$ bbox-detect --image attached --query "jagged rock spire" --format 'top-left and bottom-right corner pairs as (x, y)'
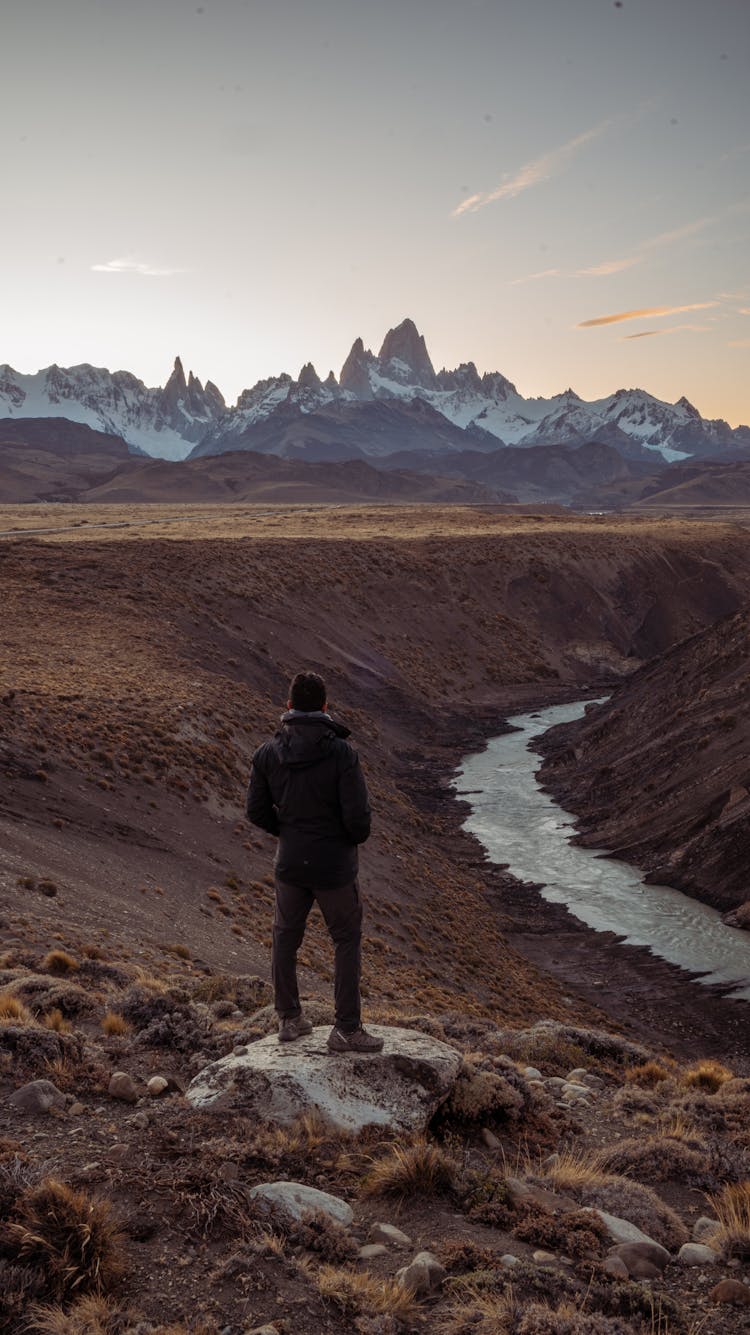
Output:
(378, 318), (436, 388)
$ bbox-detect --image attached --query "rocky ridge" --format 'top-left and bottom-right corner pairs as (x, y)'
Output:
(3, 319), (749, 463)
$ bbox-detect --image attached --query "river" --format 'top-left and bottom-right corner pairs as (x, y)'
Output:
(454, 699), (750, 1002)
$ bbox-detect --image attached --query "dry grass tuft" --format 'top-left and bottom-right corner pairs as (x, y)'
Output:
(28, 1295), (130, 1334)
(624, 1060), (672, 1087)
(534, 1148), (607, 1192)
(316, 1263), (419, 1320)
(4, 1177), (126, 1298)
(42, 1008), (72, 1034)
(42, 950), (79, 977)
(101, 1012), (131, 1037)
(360, 1136), (458, 1200)
(683, 1059), (733, 1093)
(707, 1180), (750, 1258)
(0, 992), (36, 1024)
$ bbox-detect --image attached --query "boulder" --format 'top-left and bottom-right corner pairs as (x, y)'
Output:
(710, 1279), (750, 1305)
(602, 1255), (630, 1280)
(592, 1209), (665, 1248)
(147, 1076), (169, 1098)
(693, 1216), (720, 1243)
(108, 1071), (139, 1104)
(678, 1242), (719, 1266)
(359, 1244), (388, 1260)
(249, 1181), (353, 1228)
(609, 1241), (670, 1279)
(9, 1079), (66, 1114)
(395, 1250), (446, 1297)
(185, 1025), (462, 1133)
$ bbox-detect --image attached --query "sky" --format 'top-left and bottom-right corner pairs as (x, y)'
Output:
(2, 0), (749, 424)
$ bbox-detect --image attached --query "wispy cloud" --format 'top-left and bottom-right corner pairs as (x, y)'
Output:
(509, 267), (562, 286)
(640, 217), (714, 250)
(578, 301), (718, 328)
(729, 338), (750, 348)
(622, 322), (712, 340)
(91, 256), (182, 277)
(577, 255), (639, 277)
(453, 121), (609, 217)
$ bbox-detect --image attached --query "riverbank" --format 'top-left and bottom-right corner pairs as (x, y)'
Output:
(420, 689), (750, 1072)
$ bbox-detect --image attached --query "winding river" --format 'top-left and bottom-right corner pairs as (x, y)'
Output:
(454, 699), (750, 1003)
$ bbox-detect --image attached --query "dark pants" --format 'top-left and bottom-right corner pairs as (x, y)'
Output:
(273, 878), (363, 1032)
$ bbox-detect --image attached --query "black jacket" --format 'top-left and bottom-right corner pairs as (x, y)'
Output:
(246, 711), (371, 889)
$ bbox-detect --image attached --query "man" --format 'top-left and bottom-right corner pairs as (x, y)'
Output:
(246, 670), (383, 1053)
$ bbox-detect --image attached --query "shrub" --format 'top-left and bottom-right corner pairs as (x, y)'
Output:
(316, 1264), (418, 1321)
(41, 951), (79, 977)
(708, 1180), (750, 1258)
(442, 1060), (525, 1127)
(3, 1178), (125, 1299)
(598, 1133), (708, 1184)
(41, 1009), (72, 1034)
(360, 1137), (458, 1200)
(624, 1060), (672, 1087)
(513, 1204), (608, 1259)
(101, 1012), (131, 1037)
(683, 1060), (733, 1093)
(0, 994), (35, 1025)
(533, 1157), (688, 1250)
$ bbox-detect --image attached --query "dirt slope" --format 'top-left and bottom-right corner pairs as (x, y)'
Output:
(537, 607), (750, 913)
(3, 507), (750, 1027)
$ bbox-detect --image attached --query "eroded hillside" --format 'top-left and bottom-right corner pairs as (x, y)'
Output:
(2, 506), (750, 1025)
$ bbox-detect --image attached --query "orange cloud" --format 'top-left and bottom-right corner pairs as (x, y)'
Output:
(577, 302), (718, 328)
(577, 256), (639, 277)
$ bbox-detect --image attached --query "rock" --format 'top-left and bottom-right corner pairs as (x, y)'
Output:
(523, 1066), (543, 1080)
(359, 1243), (388, 1260)
(68, 1101), (86, 1116)
(245, 1327), (282, 1335)
(395, 1250), (446, 1297)
(602, 1255), (630, 1280)
(592, 1209), (665, 1248)
(693, 1216), (720, 1243)
(709, 1279), (750, 1305)
(130, 1110), (149, 1130)
(533, 1250), (559, 1265)
(500, 1253), (520, 1267)
(107, 1143), (130, 1164)
(186, 1025), (462, 1133)
(9, 1079), (66, 1114)
(108, 1071), (138, 1104)
(481, 1127), (501, 1149)
(506, 1176), (578, 1214)
(249, 1181), (353, 1228)
(369, 1222), (412, 1249)
(609, 1241), (670, 1279)
(147, 1076), (169, 1098)
(678, 1242), (719, 1266)
(563, 1082), (592, 1098)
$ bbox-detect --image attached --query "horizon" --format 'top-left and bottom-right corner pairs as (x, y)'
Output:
(3, 0), (749, 425)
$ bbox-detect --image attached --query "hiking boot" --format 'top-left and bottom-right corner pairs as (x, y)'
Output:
(327, 1025), (384, 1053)
(278, 1013), (313, 1042)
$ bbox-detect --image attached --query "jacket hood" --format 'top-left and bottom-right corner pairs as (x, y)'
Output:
(276, 711), (351, 769)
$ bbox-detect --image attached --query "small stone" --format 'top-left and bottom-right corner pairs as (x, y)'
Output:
(369, 1222), (412, 1248)
(523, 1066), (543, 1080)
(147, 1076), (169, 1098)
(245, 1326), (282, 1335)
(68, 1101), (86, 1116)
(567, 1068), (588, 1081)
(593, 1209), (664, 1248)
(395, 1250), (446, 1297)
(107, 1143), (129, 1164)
(678, 1243), (719, 1266)
(709, 1279), (750, 1305)
(359, 1243), (388, 1259)
(693, 1216), (720, 1244)
(9, 1080), (66, 1115)
(533, 1249), (558, 1265)
(481, 1127), (501, 1149)
(130, 1111), (149, 1131)
(603, 1255), (630, 1280)
(108, 1071), (138, 1104)
(500, 1253), (520, 1267)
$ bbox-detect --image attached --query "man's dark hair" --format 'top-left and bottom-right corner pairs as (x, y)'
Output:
(289, 671), (327, 712)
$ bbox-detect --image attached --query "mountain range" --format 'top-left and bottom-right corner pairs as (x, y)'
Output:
(2, 319), (748, 465)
